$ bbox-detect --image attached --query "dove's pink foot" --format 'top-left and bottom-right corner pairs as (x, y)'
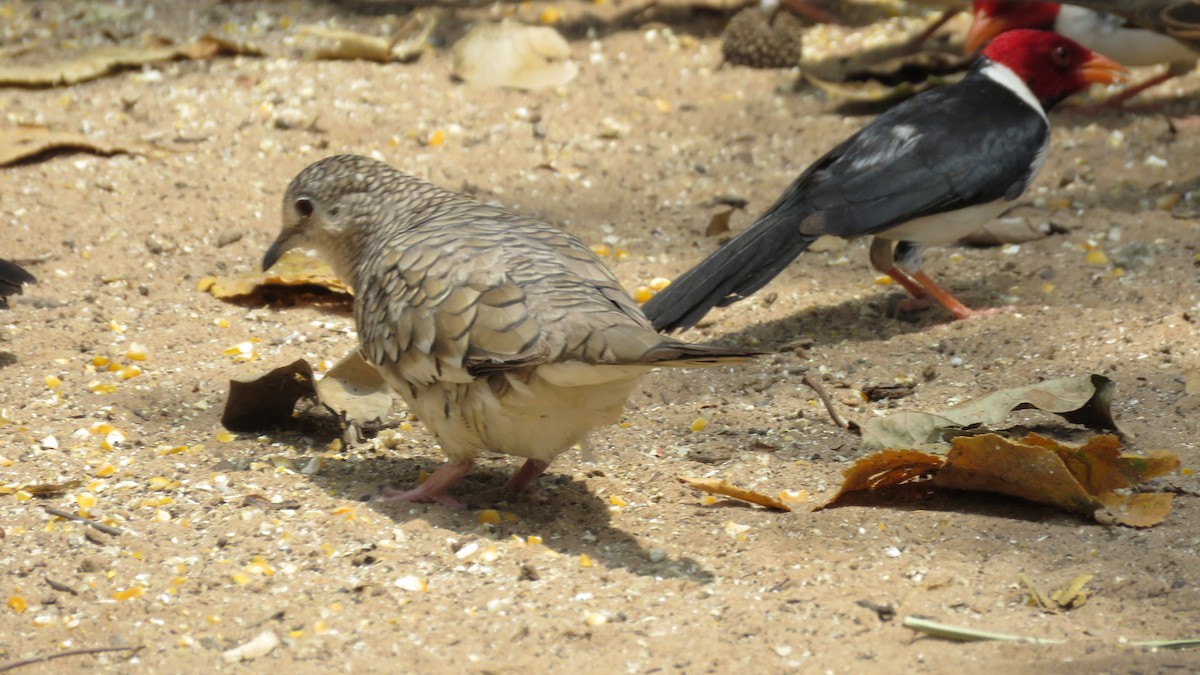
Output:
(382, 460), (473, 510)
(506, 459), (550, 492)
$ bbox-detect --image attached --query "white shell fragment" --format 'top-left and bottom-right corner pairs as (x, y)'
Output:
(452, 21), (578, 91)
(222, 630), (280, 663)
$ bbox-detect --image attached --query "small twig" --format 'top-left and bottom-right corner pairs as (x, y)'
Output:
(801, 375), (848, 429)
(40, 506), (124, 536)
(44, 576), (78, 596)
(902, 616), (1065, 644)
(0, 645), (142, 673)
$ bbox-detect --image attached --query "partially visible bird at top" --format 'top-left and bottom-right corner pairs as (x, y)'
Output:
(1039, 0), (1200, 49)
(0, 259), (35, 307)
(263, 155), (760, 509)
(643, 30), (1126, 333)
(966, 0), (1198, 107)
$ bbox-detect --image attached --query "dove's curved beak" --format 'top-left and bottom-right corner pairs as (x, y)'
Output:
(262, 234), (293, 272)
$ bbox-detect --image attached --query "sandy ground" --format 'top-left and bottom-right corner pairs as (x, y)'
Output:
(2, 0), (1199, 672)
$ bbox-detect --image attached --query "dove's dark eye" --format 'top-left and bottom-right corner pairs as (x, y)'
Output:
(295, 197), (315, 218)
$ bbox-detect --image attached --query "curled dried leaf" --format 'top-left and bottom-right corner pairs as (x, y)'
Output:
(678, 476), (791, 511)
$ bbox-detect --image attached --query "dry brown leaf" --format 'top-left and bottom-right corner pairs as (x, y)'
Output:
(198, 250), (351, 304)
(0, 125), (164, 166)
(934, 434), (1099, 515)
(0, 35), (261, 88)
(222, 352), (392, 433)
(859, 374), (1122, 449)
(802, 51), (970, 104)
(678, 476), (792, 511)
(822, 433), (1177, 526)
(18, 479), (84, 497)
(1094, 492), (1175, 528)
(298, 26), (394, 62)
(935, 433), (1177, 527)
(452, 21), (577, 90)
(1020, 573), (1093, 611)
(1051, 573), (1093, 610)
(314, 351), (392, 425)
(221, 359), (318, 432)
(815, 449), (943, 510)
(298, 12), (435, 63)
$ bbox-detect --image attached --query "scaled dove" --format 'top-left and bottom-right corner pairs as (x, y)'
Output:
(263, 155), (758, 509)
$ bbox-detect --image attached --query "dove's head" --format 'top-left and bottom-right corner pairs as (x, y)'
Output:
(263, 154), (410, 282)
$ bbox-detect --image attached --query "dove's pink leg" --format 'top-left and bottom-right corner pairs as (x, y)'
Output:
(382, 460), (473, 510)
(506, 459), (550, 492)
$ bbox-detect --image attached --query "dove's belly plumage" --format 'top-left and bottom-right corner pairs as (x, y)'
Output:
(380, 364), (647, 464)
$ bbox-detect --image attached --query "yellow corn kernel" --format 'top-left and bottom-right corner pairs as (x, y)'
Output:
(101, 429), (126, 451)
(873, 275), (894, 286)
(539, 6), (561, 24)
(527, 535), (543, 545)
(230, 572), (251, 585)
(427, 129), (445, 147)
(634, 286), (653, 304)
(126, 343), (147, 361)
(216, 431), (235, 443)
(148, 477), (178, 491)
(8, 596), (27, 613)
(75, 492), (97, 509)
(590, 243), (611, 258)
(245, 556), (274, 576)
(44, 375), (61, 389)
(111, 586), (144, 601)
(477, 509), (501, 525)
(119, 366), (142, 380)
(89, 382), (117, 394)
(689, 417), (708, 432)
(609, 495), (627, 507)
(579, 554), (593, 568)
(648, 277), (671, 291)
(1085, 250), (1109, 265)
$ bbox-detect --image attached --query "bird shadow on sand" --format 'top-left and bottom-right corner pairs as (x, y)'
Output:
(263, 413), (717, 583)
(686, 273), (1021, 352)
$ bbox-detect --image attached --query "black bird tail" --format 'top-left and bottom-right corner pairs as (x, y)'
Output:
(0, 258), (35, 301)
(642, 208), (817, 332)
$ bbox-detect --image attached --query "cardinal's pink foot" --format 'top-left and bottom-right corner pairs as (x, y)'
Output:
(382, 460), (473, 510)
(506, 459), (550, 492)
